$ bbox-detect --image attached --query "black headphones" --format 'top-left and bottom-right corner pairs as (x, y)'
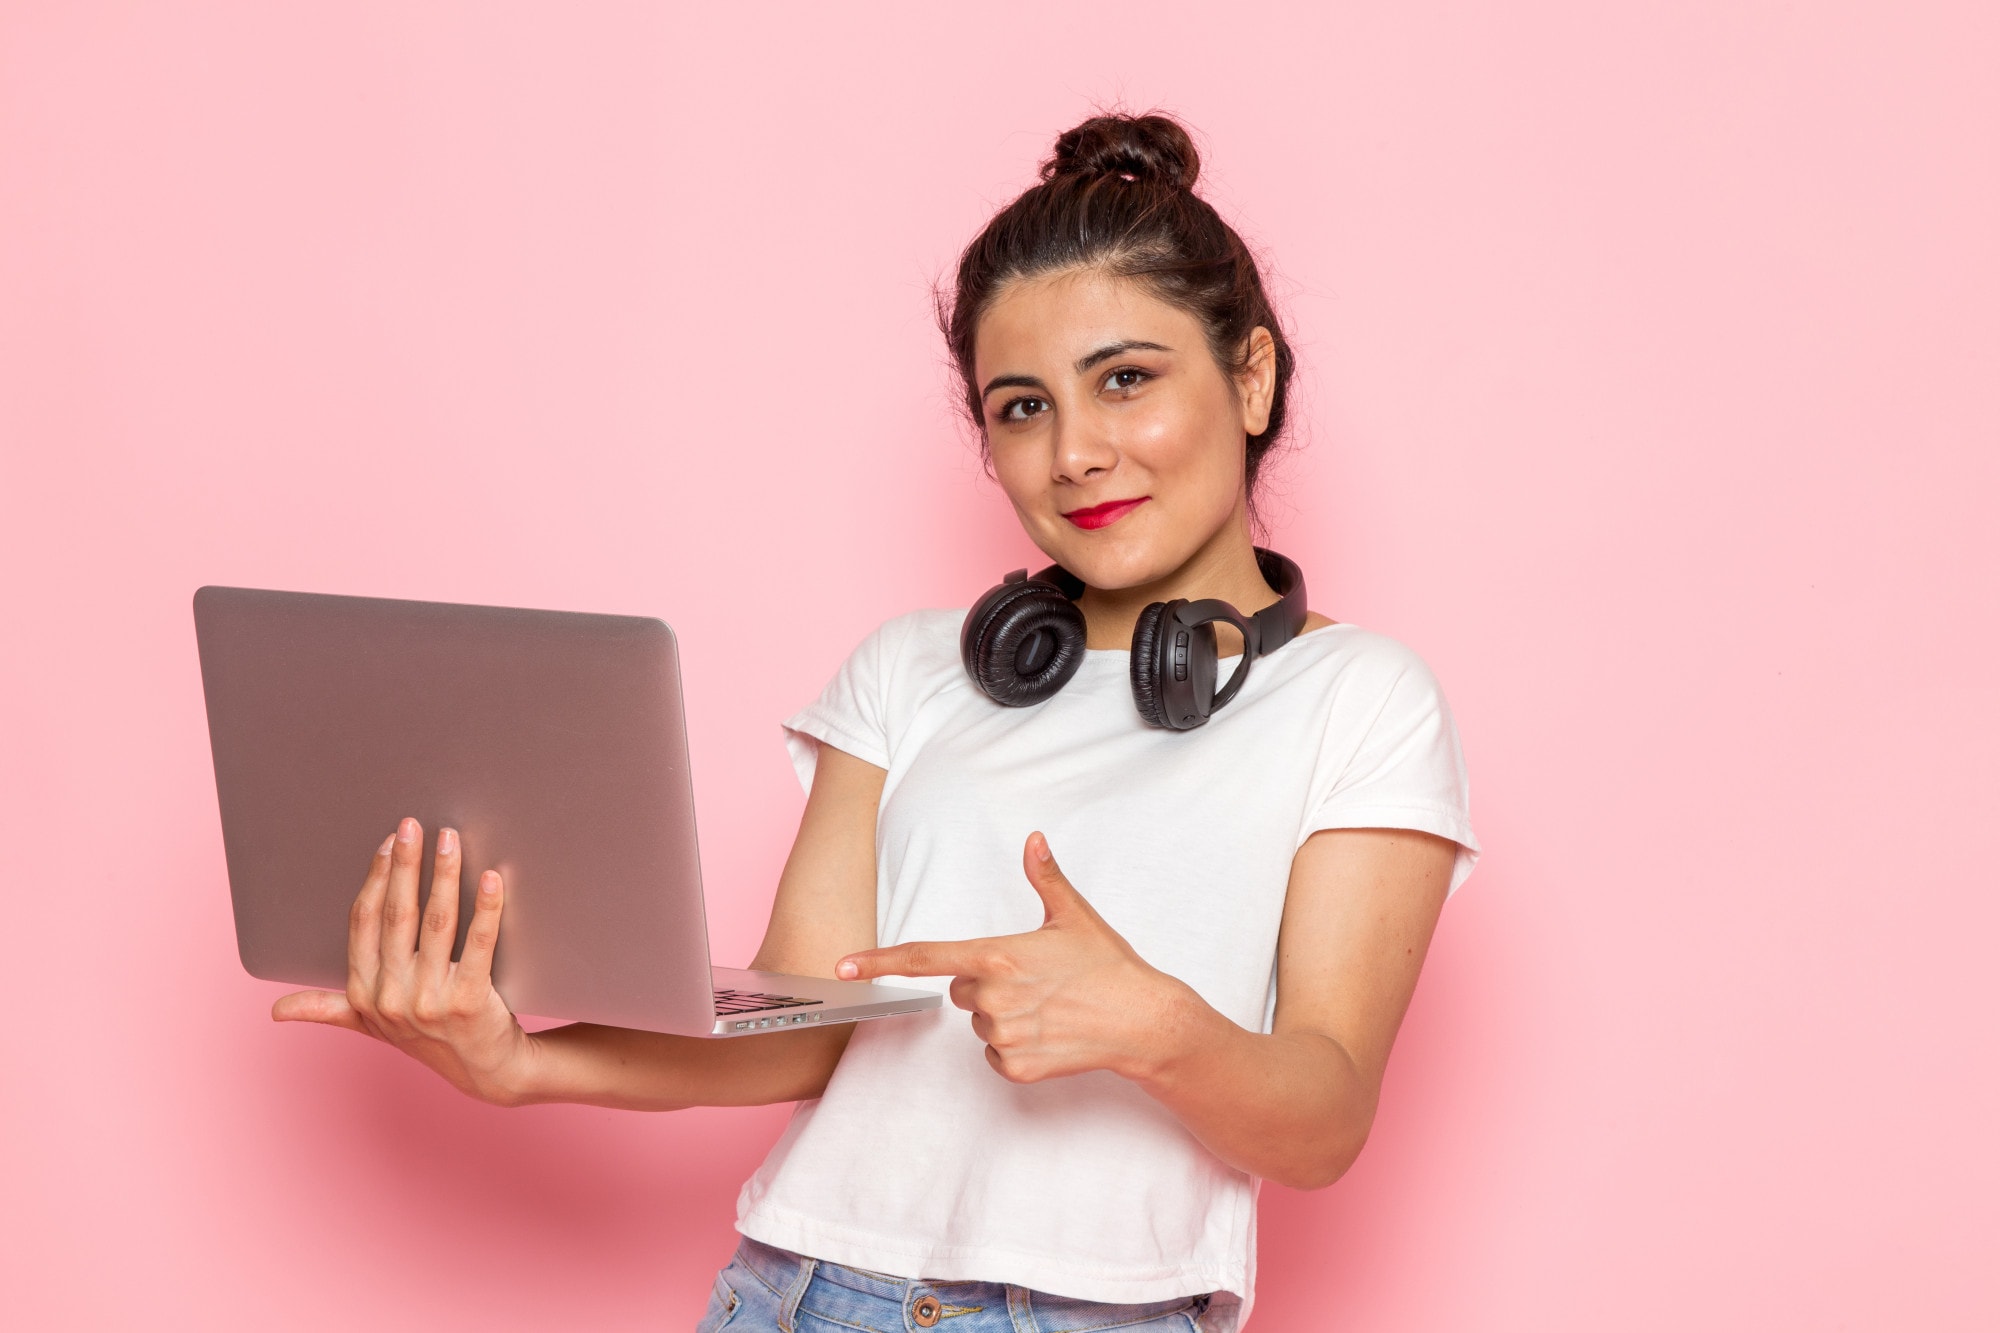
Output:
(959, 547), (1310, 731)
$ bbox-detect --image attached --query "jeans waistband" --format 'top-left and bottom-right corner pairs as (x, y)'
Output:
(729, 1233), (1223, 1333)
(736, 1233), (1013, 1303)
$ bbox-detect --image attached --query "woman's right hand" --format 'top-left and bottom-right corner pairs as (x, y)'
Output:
(272, 817), (538, 1107)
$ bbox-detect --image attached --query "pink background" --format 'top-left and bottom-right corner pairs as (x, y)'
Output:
(3, 3), (1995, 1329)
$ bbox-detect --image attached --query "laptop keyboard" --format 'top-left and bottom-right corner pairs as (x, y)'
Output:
(713, 988), (823, 1017)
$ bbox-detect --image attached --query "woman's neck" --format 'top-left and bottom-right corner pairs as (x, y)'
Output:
(1073, 518), (1281, 654)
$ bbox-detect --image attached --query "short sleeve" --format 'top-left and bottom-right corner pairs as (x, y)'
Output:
(1299, 646), (1482, 897)
(780, 616), (905, 792)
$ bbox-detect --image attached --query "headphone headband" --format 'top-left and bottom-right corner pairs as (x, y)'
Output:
(1246, 547), (1309, 658)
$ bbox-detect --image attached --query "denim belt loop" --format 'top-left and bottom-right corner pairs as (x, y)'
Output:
(1004, 1282), (1039, 1333)
(776, 1252), (818, 1332)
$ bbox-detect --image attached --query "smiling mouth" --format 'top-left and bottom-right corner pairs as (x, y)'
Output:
(1061, 497), (1149, 530)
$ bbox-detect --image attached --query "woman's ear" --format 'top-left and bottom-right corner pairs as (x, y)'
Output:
(1237, 327), (1277, 436)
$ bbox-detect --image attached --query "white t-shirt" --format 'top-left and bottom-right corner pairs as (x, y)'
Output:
(734, 607), (1479, 1328)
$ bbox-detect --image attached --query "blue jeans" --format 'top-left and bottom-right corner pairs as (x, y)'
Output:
(696, 1234), (1219, 1333)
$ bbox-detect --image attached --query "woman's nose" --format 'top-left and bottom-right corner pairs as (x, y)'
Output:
(1050, 414), (1118, 483)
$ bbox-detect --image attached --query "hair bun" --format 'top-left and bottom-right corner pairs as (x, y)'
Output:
(1042, 112), (1201, 191)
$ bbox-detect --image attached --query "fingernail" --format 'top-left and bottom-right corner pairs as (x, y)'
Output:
(836, 960), (858, 979)
(480, 872), (501, 897)
(438, 827), (457, 855)
(377, 833), (395, 856)
(397, 818), (417, 844)
(1034, 834), (1052, 863)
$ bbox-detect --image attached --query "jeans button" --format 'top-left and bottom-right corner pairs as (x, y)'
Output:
(912, 1294), (942, 1327)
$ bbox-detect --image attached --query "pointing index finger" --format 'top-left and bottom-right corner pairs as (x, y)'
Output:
(836, 937), (992, 982)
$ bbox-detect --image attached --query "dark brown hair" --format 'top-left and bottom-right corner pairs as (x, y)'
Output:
(939, 110), (1297, 508)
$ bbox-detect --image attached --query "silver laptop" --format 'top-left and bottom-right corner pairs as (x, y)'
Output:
(192, 585), (940, 1038)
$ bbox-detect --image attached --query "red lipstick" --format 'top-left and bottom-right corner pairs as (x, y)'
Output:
(1062, 496), (1149, 531)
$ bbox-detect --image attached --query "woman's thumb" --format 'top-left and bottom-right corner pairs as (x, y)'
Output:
(272, 989), (369, 1034)
(1023, 832), (1090, 923)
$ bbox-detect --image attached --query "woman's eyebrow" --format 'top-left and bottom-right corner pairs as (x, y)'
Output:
(1074, 340), (1172, 373)
(980, 373), (1046, 400)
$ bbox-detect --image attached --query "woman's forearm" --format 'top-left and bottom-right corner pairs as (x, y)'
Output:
(504, 1020), (854, 1111)
(1124, 979), (1376, 1191)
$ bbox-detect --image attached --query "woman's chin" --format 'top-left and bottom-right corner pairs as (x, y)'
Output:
(1041, 538), (1181, 593)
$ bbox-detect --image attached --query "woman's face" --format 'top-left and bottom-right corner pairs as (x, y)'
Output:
(972, 266), (1274, 592)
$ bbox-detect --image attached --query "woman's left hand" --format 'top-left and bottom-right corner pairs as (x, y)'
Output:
(835, 831), (1190, 1083)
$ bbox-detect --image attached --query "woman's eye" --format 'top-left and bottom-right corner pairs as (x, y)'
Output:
(998, 396), (1047, 423)
(1106, 367), (1150, 392)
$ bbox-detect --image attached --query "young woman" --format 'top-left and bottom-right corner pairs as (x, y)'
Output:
(274, 112), (1479, 1332)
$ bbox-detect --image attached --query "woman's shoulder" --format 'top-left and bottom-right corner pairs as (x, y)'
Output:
(863, 605), (967, 660)
(1280, 617), (1452, 703)
(838, 606), (970, 696)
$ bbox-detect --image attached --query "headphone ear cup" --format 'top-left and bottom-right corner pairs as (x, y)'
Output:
(1131, 601), (1220, 730)
(1128, 601), (1175, 728)
(961, 578), (1088, 707)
